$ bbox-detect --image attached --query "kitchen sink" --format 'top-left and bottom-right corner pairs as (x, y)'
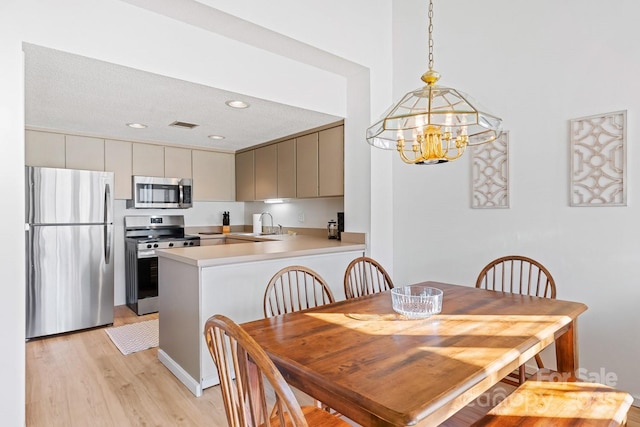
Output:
(232, 232), (277, 237)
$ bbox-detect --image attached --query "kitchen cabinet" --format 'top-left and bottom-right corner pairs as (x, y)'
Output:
(318, 125), (344, 197)
(277, 138), (296, 199)
(65, 135), (105, 171)
(25, 130), (240, 201)
(235, 150), (255, 201)
(25, 130), (66, 168)
(254, 144), (277, 200)
(235, 124), (343, 201)
(132, 143), (164, 177)
(296, 132), (319, 198)
(105, 139), (133, 200)
(192, 150), (235, 201)
(165, 146), (192, 179)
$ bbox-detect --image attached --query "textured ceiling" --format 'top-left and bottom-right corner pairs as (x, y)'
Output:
(24, 44), (342, 152)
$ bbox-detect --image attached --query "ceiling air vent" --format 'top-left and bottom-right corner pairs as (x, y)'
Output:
(169, 121), (199, 129)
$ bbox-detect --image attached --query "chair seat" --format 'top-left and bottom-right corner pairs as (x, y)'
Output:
(265, 406), (351, 427)
(471, 369), (633, 426)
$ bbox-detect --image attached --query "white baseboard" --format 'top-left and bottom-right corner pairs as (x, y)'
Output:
(158, 349), (202, 397)
(202, 375), (221, 390)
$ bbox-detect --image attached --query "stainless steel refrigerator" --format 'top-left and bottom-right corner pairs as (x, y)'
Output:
(25, 166), (114, 339)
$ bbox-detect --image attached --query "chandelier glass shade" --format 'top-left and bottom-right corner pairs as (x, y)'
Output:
(366, 2), (502, 165)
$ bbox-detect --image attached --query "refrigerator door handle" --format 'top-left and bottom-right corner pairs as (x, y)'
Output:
(25, 225), (34, 301)
(104, 225), (112, 265)
(104, 181), (112, 264)
(104, 181), (112, 224)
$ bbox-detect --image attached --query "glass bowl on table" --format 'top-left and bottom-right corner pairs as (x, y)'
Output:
(391, 285), (443, 319)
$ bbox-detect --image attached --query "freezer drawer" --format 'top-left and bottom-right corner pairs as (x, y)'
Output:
(26, 224), (114, 339)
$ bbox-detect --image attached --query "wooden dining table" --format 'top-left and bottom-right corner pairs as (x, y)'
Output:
(241, 281), (588, 427)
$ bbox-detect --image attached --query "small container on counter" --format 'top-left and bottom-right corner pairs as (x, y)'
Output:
(328, 220), (338, 239)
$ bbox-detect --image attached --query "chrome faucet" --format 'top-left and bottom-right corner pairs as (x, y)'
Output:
(260, 212), (273, 234)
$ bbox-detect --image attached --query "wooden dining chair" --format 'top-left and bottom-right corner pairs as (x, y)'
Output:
(343, 256), (394, 299)
(204, 314), (350, 427)
(476, 255), (557, 385)
(263, 265), (335, 318)
(263, 266), (338, 416)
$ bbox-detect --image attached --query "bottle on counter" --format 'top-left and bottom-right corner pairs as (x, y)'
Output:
(222, 211), (230, 234)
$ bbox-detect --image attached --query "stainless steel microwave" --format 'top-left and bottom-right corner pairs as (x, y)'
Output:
(127, 176), (193, 209)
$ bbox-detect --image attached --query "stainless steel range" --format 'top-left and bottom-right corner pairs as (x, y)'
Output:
(124, 215), (200, 315)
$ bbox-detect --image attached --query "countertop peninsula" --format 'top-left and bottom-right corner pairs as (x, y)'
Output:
(157, 230), (366, 397)
(156, 232), (365, 268)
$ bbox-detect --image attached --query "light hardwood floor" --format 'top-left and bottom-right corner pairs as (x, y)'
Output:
(26, 306), (640, 426)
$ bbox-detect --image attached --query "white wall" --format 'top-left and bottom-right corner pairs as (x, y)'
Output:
(392, 0), (640, 400)
(0, 3), (26, 422)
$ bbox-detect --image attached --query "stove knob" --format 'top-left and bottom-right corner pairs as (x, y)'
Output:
(168, 242), (174, 247)
(189, 242), (194, 246)
(153, 243), (159, 248)
(146, 244), (152, 249)
(183, 241), (188, 246)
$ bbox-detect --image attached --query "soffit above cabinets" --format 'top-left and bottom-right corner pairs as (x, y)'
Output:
(23, 43), (342, 152)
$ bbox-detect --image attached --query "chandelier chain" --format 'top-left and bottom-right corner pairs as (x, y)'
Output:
(428, 0), (434, 70)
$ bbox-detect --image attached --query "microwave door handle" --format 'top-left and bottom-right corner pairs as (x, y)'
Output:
(179, 183), (184, 207)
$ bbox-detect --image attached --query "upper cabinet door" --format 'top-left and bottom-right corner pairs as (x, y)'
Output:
(165, 146), (192, 179)
(296, 133), (319, 198)
(277, 138), (296, 199)
(235, 150), (255, 201)
(25, 130), (66, 168)
(105, 139), (133, 200)
(192, 150), (235, 201)
(65, 135), (105, 171)
(254, 144), (278, 200)
(318, 125), (344, 197)
(132, 143), (164, 177)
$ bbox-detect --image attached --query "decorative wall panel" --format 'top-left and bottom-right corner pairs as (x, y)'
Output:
(570, 110), (626, 206)
(471, 131), (509, 209)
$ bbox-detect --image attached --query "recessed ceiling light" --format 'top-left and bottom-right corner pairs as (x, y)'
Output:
(225, 100), (250, 109)
(126, 123), (148, 129)
(208, 135), (225, 140)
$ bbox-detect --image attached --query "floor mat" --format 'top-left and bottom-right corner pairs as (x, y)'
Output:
(105, 319), (159, 355)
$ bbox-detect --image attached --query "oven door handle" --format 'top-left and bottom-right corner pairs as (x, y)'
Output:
(137, 250), (157, 259)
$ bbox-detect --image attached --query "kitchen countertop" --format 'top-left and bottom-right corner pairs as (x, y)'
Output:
(157, 233), (365, 268)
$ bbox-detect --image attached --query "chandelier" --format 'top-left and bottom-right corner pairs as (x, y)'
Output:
(366, 0), (502, 165)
